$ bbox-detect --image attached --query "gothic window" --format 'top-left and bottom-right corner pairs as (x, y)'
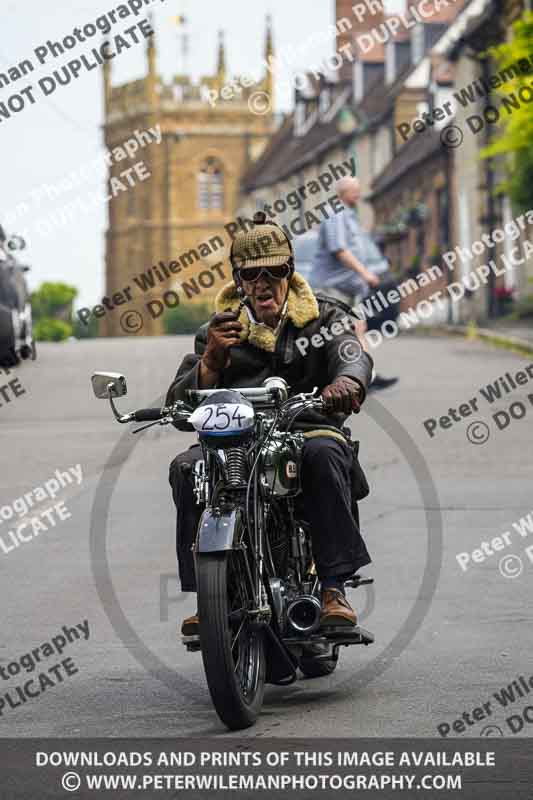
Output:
(198, 158), (224, 210)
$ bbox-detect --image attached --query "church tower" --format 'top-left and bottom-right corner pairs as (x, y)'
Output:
(102, 17), (275, 336)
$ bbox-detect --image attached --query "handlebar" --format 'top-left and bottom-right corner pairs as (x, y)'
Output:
(133, 407), (166, 422)
(123, 389), (325, 428)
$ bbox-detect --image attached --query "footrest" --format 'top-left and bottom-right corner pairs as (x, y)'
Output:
(323, 625), (374, 645)
(344, 574), (374, 589)
(182, 634), (201, 652)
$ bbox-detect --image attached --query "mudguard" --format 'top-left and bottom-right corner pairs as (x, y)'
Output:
(196, 507), (241, 552)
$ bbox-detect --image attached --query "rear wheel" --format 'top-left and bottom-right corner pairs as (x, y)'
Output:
(197, 551), (266, 730)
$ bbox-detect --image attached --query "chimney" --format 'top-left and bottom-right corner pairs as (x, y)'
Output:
(336, 0), (385, 82)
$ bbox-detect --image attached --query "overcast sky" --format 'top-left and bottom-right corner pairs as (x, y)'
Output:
(0, 0), (401, 308)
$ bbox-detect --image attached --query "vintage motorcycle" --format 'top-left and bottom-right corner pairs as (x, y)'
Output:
(92, 371), (373, 730)
(0, 229), (35, 367)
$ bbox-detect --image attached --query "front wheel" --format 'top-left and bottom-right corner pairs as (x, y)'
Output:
(197, 551), (266, 730)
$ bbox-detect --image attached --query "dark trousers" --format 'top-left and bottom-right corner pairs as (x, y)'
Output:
(169, 437), (371, 592)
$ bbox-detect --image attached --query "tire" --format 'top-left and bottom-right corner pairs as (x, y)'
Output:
(299, 654), (338, 678)
(0, 308), (17, 367)
(0, 342), (18, 368)
(197, 551), (266, 730)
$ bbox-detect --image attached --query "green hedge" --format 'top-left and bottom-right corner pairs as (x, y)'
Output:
(72, 315), (100, 339)
(163, 302), (212, 334)
(31, 282), (78, 342)
(31, 282), (77, 320)
(510, 294), (533, 320)
(34, 318), (72, 342)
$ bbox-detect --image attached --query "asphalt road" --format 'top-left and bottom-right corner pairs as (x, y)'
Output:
(1, 332), (532, 738)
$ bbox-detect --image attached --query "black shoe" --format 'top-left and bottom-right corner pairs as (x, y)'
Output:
(369, 374), (399, 392)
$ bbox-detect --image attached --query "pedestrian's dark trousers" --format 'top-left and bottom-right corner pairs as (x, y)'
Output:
(168, 436), (371, 592)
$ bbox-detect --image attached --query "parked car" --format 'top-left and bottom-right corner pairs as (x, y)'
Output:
(0, 226), (35, 366)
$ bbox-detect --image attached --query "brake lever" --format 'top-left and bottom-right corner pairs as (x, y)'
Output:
(344, 576), (374, 589)
(172, 401), (194, 416)
(282, 387), (319, 408)
(132, 419), (170, 434)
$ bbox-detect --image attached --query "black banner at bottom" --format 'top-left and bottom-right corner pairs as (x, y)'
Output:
(0, 738), (531, 799)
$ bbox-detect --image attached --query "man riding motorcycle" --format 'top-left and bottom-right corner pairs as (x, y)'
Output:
(167, 214), (374, 639)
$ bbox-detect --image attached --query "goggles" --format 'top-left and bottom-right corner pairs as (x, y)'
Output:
(235, 263), (291, 283)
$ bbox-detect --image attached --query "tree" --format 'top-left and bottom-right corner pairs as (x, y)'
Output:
(481, 11), (533, 212)
(31, 282), (77, 320)
(31, 282), (78, 342)
(163, 302), (212, 334)
(33, 318), (72, 342)
(72, 314), (100, 339)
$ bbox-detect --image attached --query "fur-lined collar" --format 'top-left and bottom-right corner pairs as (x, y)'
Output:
(214, 272), (320, 353)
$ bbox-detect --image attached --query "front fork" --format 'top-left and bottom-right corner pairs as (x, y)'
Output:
(193, 457), (268, 618)
(192, 458), (208, 505)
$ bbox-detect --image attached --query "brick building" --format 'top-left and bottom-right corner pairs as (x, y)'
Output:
(239, 0), (532, 328)
(102, 19), (274, 336)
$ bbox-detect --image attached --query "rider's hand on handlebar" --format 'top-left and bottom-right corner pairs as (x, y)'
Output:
(321, 376), (362, 415)
(201, 311), (243, 373)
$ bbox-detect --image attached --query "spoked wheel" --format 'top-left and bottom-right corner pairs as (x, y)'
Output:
(197, 551), (266, 730)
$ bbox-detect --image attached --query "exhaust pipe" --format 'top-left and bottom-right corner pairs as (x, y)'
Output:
(286, 595), (321, 634)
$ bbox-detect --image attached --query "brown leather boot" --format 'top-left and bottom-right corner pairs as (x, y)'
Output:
(181, 613), (199, 637)
(320, 589), (357, 628)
